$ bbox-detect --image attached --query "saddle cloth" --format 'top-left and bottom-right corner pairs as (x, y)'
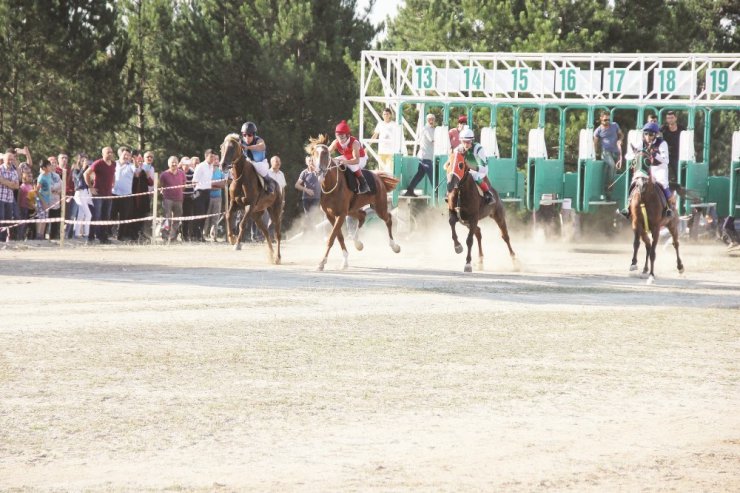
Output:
(344, 168), (377, 194)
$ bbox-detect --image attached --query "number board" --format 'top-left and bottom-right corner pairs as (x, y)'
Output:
(489, 68), (556, 93)
(555, 68), (601, 94)
(706, 69), (740, 96)
(413, 66), (436, 91)
(601, 69), (646, 95)
(652, 69), (693, 96)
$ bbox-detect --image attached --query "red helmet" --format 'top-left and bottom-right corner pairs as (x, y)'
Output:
(335, 120), (351, 135)
(457, 115), (468, 124)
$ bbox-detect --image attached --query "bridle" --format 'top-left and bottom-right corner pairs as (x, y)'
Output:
(314, 144), (344, 194)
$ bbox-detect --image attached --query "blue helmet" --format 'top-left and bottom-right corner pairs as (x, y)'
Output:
(642, 122), (660, 134)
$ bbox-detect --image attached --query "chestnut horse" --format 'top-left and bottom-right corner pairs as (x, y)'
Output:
(627, 150), (683, 284)
(447, 152), (517, 273)
(220, 133), (282, 264)
(306, 134), (400, 270)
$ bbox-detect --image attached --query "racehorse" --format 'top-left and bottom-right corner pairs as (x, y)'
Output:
(306, 134), (400, 271)
(220, 133), (282, 264)
(446, 152), (517, 273)
(627, 150), (683, 283)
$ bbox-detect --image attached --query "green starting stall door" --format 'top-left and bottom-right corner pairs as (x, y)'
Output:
(731, 131), (740, 217)
(392, 155), (433, 206)
(489, 157), (521, 201)
(706, 176), (731, 218)
(526, 128), (565, 211)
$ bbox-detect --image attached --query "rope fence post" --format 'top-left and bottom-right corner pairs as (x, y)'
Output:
(152, 172), (159, 246)
(60, 168), (67, 248)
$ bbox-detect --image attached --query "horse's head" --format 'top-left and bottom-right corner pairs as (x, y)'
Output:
(220, 133), (243, 170)
(306, 134), (332, 178)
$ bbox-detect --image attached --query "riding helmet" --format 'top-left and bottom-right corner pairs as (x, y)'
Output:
(241, 121), (257, 135)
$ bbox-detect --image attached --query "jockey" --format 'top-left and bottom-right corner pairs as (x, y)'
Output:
(453, 128), (495, 204)
(328, 120), (370, 194)
(642, 121), (674, 217)
(240, 121), (273, 193)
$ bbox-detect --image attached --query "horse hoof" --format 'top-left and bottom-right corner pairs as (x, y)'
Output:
(464, 264), (472, 273)
(391, 243), (401, 254)
(629, 264), (638, 272)
(511, 257), (521, 272)
(317, 262), (325, 271)
(341, 262), (348, 270)
(274, 257), (281, 265)
(354, 240), (364, 251)
(454, 244), (463, 254)
(678, 267), (685, 275)
(646, 275), (655, 285)
(234, 243), (242, 251)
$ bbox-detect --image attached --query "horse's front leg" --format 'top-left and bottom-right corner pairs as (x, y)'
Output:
(646, 227), (659, 285)
(234, 205), (250, 251)
(630, 229), (640, 271)
(449, 207), (462, 254)
(225, 199), (236, 245)
(319, 213), (348, 271)
(464, 221), (476, 273)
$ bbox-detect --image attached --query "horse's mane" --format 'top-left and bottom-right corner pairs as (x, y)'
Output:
(225, 133), (241, 145)
(305, 134), (329, 155)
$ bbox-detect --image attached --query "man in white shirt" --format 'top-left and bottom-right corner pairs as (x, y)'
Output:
(265, 156), (286, 242)
(112, 146), (142, 241)
(371, 107), (399, 174)
(191, 150), (215, 241)
(403, 113), (436, 197)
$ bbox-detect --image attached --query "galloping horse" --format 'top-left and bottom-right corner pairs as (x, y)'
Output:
(627, 150), (683, 283)
(306, 134), (400, 270)
(220, 133), (282, 264)
(447, 152), (517, 273)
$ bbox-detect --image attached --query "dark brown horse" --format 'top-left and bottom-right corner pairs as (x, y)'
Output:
(307, 134), (400, 270)
(446, 152), (517, 273)
(628, 150), (683, 284)
(220, 133), (282, 264)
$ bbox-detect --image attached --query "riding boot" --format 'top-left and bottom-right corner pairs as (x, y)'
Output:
(665, 194), (676, 218)
(356, 172), (370, 194)
(263, 177), (274, 194)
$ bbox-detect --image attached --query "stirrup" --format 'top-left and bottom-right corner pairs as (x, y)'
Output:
(484, 191), (495, 205)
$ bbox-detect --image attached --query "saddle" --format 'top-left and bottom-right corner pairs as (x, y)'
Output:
(343, 168), (376, 194)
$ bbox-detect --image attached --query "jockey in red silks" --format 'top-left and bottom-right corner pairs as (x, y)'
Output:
(328, 120), (370, 194)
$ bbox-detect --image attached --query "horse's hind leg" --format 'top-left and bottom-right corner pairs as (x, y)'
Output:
(493, 204), (518, 268)
(668, 219), (684, 274)
(251, 208), (275, 262)
(269, 203), (282, 265)
(373, 190), (400, 254)
(351, 209), (366, 251)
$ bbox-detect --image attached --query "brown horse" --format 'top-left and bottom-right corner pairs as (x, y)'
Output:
(306, 134), (400, 270)
(220, 133), (282, 264)
(628, 151), (683, 284)
(446, 153), (517, 273)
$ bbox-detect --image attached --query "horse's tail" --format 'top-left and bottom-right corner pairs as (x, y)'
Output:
(378, 172), (400, 192)
(672, 183), (701, 202)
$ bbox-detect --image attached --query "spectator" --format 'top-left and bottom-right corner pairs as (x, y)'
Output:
(84, 147), (117, 245)
(265, 155), (286, 241)
(130, 152), (153, 241)
(48, 158), (63, 239)
(18, 170), (35, 240)
(72, 155), (92, 239)
(59, 153), (79, 239)
(191, 152), (214, 242)
(205, 151), (225, 241)
(112, 146), (140, 241)
(371, 107), (399, 174)
(593, 111), (624, 199)
(159, 156), (186, 243)
(180, 157), (195, 241)
(449, 115), (468, 149)
(36, 160), (53, 240)
(403, 113), (436, 197)
(0, 148), (20, 242)
(295, 156), (322, 236)
(660, 110), (686, 185)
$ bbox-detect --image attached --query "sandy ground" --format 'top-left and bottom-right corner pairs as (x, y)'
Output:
(0, 216), (738, 492)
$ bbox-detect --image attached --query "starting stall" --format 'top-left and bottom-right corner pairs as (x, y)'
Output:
(359, 51), (740, 232)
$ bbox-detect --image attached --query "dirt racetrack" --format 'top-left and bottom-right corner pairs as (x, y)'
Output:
(1, 218), (738, 492)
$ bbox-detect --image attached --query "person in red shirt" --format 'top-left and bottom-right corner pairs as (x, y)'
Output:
(328, 120), (370, 194)
(449, 115), (468, 150)
(83, 146), (116, 244)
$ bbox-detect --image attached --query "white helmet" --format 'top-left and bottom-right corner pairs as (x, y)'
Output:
(460, 128), (475, 141)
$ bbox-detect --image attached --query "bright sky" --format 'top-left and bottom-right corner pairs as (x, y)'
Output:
(357, 0), (402, 26)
